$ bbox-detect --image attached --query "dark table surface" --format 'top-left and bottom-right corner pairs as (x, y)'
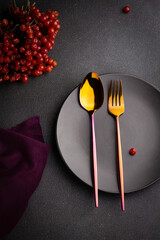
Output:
(1, 0), (160, 239)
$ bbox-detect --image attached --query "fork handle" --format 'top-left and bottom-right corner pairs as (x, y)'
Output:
(91, 113), (98, 208)
(116, 116), (125, 211)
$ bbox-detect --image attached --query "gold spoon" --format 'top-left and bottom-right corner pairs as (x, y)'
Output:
(79, 72), (104, 207)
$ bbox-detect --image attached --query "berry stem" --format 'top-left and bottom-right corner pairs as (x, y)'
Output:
(8, 24), (20, 33)
(13, 0), (16, 8)
(25, 0), (30, 11)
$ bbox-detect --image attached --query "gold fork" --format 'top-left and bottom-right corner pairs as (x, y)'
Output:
(108, 80), (125, 211)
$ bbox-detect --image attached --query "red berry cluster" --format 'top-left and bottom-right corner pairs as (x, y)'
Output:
(0, 0), (60, 83)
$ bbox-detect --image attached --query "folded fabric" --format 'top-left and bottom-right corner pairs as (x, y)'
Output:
(0, 116), (50, 238)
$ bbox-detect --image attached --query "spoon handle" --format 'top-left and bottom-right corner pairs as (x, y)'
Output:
(91, 113), (98, 208)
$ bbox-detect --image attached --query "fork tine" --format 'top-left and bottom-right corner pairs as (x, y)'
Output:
(117, 80), (119, 106)
(113, 80), (116, 106)
(120, 80), (124, 106)
(108, 80), (112, 107)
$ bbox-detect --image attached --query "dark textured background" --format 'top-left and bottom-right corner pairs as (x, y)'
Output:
(1, 0), (160, 239)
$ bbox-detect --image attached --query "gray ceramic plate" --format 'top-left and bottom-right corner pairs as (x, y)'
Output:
(56, 74), (160, 193)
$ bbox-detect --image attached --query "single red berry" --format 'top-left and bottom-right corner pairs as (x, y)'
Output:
(35, 69), (40, 76)
(49, 12), (55, 19)
(14, 73), (21, 81)
(52, 61), (57, 67)
(54, 11), (59, 17)
(24, 44), (30, 49)
(3, 75), (9, 81)
(48, 58), (53, 65)
(32, 50), (37, 56)
(37, 57), (43, 63)
(28, 65), (33, 70)
(7, 50), (13, 56)
(56, 24), (60, 30)
(44, 58), (48, 64)
(129, 148), (136, 155)
(26, 29), (33, 35)
(46, 41), (52, 49)
(26, 61), (32, 67)
(52, 21), (58, 28)
(2, 19), (8, 26)
(9, 32), (15, 39)
(9, 43), (14, 48)
(15, 66), (20, 71)
(47, 9), (52, 14)
(30, 6), (36, 12)
(46, 65), (52, 72)
(26, 25), (31, 31)
(15, 60), (20, 66)
(36, 52), (42, 59)
(50, 39), (55, 46)
(35, 13), (41, 19)
(44, 20), (51, 27)
(20, 9), (26, 16)
(20, 47), (25, 53)
(34, 8), (40, 14)
(41, 47), (48, 54)
(31, 43), (38, 51)
(25, 50), (32, 56)
(2, 66), (8, 74)
(27, 70), (32, 75)
(33, 25), (39, 31)
(32, 59), (37, 65)
(48, 27), (54, 34)
(20, 24), (26, 31)
(49, 33), (55, 39)
(38, 64), (45, 71)
(10, 75), (16, 82)
(4, 56), (11, 63)
(35, 31), (42, 38)
(13, 38), (20, 44)
(21, 66), (28, 72)
(13, 47), (18, 54)
(13, 8), (20, 15)
(21, 74), (28, 83)
(20, 58), (26, 65)
(26, 15), (32, 22)
(26, 55), (33, 61)
(123, 6), (130, 13)
(43, 53), (49, 59)
(4, 40), (9, 46)
(28, 34), (34, 39)
(32, 38), (39, 44)
(40, 15), (46, 22)
(3, 46), (9, 52)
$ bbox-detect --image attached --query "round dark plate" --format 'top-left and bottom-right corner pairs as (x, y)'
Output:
(56, 74), (160, 193)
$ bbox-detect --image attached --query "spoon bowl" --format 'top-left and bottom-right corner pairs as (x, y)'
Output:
(79, 72), (104, 113)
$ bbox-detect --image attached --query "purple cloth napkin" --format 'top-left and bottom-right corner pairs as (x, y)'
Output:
(0, 116), (50, 238)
